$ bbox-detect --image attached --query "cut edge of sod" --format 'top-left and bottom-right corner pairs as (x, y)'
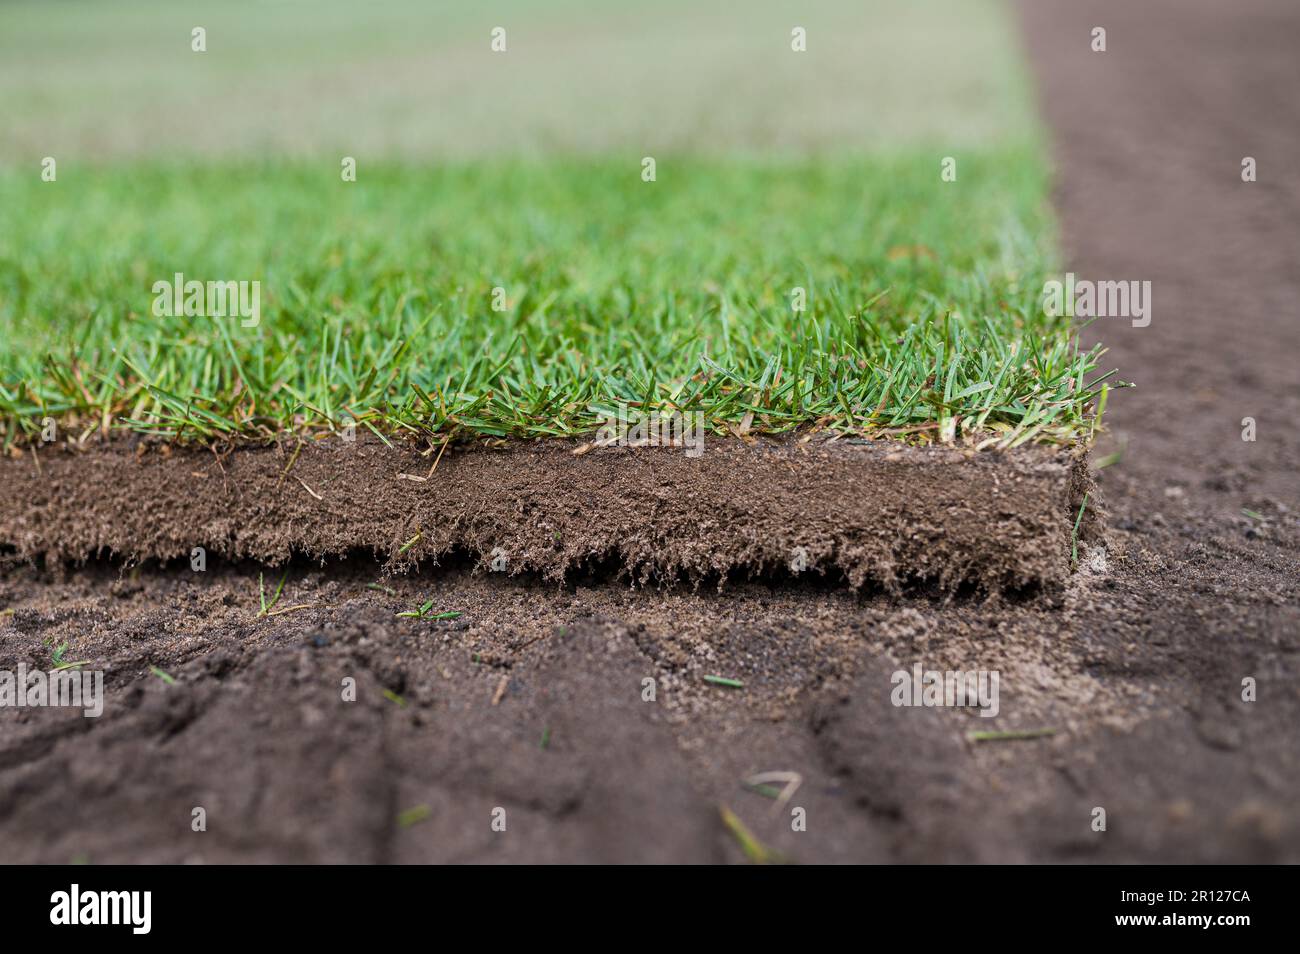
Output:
(0, 432), (1100, 596)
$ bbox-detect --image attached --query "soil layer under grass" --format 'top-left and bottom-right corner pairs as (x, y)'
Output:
(1, 436), (1095, 596)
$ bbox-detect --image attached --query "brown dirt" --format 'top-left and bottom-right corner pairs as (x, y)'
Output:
(1, 0), (1298, 864)
(1, 435), (1091, 595)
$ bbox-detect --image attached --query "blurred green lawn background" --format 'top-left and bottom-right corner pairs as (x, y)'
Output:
(0, 0), (1037, 162)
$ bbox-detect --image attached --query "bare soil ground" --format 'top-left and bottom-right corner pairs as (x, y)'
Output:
(1, 0), (1298, 863)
